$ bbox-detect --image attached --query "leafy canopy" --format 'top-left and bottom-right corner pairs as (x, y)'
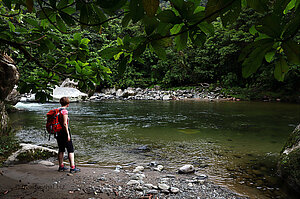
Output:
(1, 0), (300, 101)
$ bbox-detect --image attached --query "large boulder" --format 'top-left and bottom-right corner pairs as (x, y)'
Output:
(4, 143), (57, 165)
(278, 124), (300, 193)
(0, 52), (19, 134)
(52, 87), (88, 102)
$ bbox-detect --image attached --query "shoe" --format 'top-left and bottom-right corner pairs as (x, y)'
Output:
(58, 166), (69, 172)
(70, 167), (80, 173)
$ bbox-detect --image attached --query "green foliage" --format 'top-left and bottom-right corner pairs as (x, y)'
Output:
(0, 0), (299, 100)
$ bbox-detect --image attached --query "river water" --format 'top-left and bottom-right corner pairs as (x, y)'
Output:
(11, 100), (300, 198)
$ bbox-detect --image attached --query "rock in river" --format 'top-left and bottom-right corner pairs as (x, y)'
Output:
(278, 124), (300, 193)
(178, 164), (195, 174)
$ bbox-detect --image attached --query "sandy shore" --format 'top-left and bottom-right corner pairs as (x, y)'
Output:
(0, 162), (249, 199)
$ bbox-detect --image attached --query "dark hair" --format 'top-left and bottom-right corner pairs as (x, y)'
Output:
(60, 97), (70, 106)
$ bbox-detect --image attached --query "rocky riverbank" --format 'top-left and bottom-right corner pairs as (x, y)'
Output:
(0, 161), (248, 199)
(90, 86), (234, 101)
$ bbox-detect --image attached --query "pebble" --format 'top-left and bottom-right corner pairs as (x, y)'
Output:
(131, 173), (145, 180)
(135, 185), (143, 191)
(133, 166), (144, 173)
(67, 173), (73, 176)
(147, 189), (158, 194)
(158, 183), (170, 190)
(178, 165), (195, 174)
(170, 187), (180, 193)
(127, 180), (140, 186)
(144, 184), (154, 189)
(154, 165), (164, 171)
(149, 161), (158, 167)
(38, 160), (55, 166)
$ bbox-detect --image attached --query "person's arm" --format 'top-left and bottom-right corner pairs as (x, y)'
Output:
(63, 114), (70, 141)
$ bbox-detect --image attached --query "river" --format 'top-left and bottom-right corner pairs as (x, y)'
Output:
(11, 100), (300, 198)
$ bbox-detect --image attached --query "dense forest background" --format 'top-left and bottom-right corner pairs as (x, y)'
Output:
(1, 0), (300, 102)
(79, 9), (299, 101)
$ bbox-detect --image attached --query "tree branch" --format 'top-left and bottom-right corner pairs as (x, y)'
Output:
(37, 0), (69, 33)
(0, 38), (70, 78)
(0, 10), (21, 17)
(39, 0), (128, 27)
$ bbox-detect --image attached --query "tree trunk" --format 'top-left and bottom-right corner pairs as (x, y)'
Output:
(0, 52), (19, 135)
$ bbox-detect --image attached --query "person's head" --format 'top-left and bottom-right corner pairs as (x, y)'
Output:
(60, 97), (70, 107)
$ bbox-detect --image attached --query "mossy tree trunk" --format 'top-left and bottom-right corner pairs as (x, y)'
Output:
(0, 52), (19, 135)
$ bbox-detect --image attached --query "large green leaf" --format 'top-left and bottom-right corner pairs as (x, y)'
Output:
(130, 0), (145, 23)
(143, 16), (159, 35)
(246, 0), (268, 13)
(221, 0), (241, 27)
(282, 40), (300, 65)
(256, 15), (282, 38)
(133, 43), (146, 59)
(59, 12), (75, 26)
(198, 22), (214, 36)
(57, 0), (69, 9)
(156, 22), (174, 36)
(143, 0), (159, 17)
(242, 43), (273, 78)
(122, 14), (131, 27)
(151, 40), (167, 59)
(281, 8), (300, 40)
(274, 56), (290, 81)
(157, 10), (181, 24)
(174, 25), (188, 50)
(205, 0), (236, 22)
(170, 0), (184, 10)
(97, 0), (127, 11)
(100, 47), (121, 59)
(265, 51), (275, 63)
(80, 4), (89, 27)
(238, 38), (274, 62)
(56, 15), (67, 32)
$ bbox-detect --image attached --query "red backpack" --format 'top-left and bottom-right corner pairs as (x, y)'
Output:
(46, 108), (63, 137)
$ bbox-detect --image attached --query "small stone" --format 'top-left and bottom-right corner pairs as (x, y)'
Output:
(158, 183), (170, 190)
(131, 173), (145, 180)
(178, 165), (195, 174)
(195, 174), (208, 180)
(149, 161), (158, 167)
(144, 184), (154, 189)
(67, 173), (73, 176)
(164, 174), (176, 178)
(127, 180), (140, 186)
(147, 189), (158, 194)
(39, 160), (54, 166)
(135, 185), (143, 191)
(154, 165), (164, 171)
(97, 177), (106, 181)
(170, 187), (179, 193)
(133, 166), (144, 173)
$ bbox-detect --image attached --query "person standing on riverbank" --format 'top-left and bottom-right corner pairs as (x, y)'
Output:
(56, 97), (80, 173)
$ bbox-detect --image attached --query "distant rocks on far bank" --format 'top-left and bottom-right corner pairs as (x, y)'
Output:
(90, 85), (228, 101)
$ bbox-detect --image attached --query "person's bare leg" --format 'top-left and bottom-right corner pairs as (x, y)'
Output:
(68, 152), (75, 167)
(58, 152), (64, 166)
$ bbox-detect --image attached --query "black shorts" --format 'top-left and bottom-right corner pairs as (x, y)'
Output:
(56, 131), (74, 153)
